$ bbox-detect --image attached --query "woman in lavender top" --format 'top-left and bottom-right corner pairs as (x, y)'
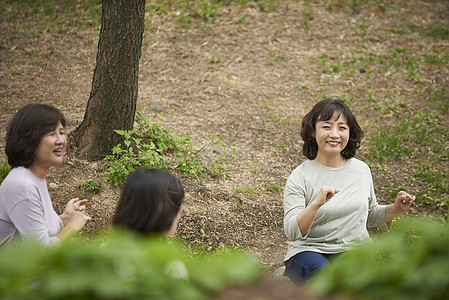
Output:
(0, 104), (90, 246)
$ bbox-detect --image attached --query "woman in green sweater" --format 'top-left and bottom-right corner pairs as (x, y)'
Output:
(283, 99), (415, 283)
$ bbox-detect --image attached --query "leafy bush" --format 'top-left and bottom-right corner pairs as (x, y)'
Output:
(103, 106), (206, 187)
(309, 218), (449, 300)
(0, 230), (261, 300)
(103, 129), (167, 187)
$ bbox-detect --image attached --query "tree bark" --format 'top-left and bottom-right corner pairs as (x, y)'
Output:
(71, 0), (146, 160)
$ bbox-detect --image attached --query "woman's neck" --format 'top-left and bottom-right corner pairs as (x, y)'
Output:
(314, 154), (347, 168)
(29, 163), (48, 180)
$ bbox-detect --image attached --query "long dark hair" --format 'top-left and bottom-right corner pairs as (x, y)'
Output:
(113, 169), (184, 234)
(301, 99), (364, 160)
(5, 103), (66, 168)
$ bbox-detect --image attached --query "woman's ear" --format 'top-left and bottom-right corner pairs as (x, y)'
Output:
(311, 122), (316, 139)
(166, 210), (181, 236)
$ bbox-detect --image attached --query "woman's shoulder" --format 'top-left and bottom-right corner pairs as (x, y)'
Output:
(290, 159), (314, 173)
(287, 160), (317, 180)
(3, 167), (32, 181)
(1, 167), (42, 192)
(349, 157), (369, 166)
(347, 158), (371, 173)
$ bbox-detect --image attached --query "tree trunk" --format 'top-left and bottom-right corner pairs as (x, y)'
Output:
(71, 0), (146, 160)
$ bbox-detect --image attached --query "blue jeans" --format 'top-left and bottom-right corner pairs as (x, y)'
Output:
(285, 251), (336, 283)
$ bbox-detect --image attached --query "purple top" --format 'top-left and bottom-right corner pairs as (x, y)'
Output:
(0, 167), (62, 246)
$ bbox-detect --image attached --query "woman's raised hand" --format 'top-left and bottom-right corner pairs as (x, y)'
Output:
(73, 198), (88, 212)
(296, 186), (340, 236)
(314, 186), (340, 207)
(394, 191), (415, 212)
(60, 198), (89, 225)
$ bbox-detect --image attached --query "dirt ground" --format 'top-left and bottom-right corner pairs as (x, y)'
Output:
(1, 1), (448, 299)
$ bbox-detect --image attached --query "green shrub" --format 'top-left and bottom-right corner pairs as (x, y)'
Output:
(0, 157), (11, 184)
(103, 129), (168, 187)
(309, 218), (449, 300)
(0, 230), (261, 300)
(103, 106), (206, 187)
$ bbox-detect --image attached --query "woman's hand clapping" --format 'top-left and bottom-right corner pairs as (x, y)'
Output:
(60, 198), (89, 225)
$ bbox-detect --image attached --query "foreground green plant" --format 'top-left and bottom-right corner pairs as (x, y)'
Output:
(309, 218), (449, 300)
(0, 230), (261, 300)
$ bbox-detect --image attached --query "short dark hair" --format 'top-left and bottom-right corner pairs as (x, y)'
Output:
(5, 103), (66, 168)
(113, 168), (185, 234)
(301, 99), (364, 160)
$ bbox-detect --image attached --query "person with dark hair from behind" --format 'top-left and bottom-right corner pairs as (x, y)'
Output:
(113, 168), (184, 236)
(0, 104), (91, 247)
(283, 99), (415, 283)
(113, 168), (187, 279)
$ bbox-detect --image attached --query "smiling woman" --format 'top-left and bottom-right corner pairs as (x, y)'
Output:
(0, 104), (91, 247)
(283, 99), (415, 283)
(313, 114), (350, 168)
(29, 121), (66, 179)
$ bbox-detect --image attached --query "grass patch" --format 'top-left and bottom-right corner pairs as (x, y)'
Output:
(366, 110), (448, 206)
(326, 0), (372, 14)
(76, 179), (101, 198)
(419, 23), (449, 40)
(354, 47), (423, 81)
(147, 0), (278, 26)
(235, 186), (257, 196)
(266, 184), (280, 192)
(423, 51), (449, 66)
(365, 115), (414, 161)
(365, 111), (445, 162)
(389, 25), (410, 35)
(426, 85), (449, 113)
(1, 0), (101, 36)
(414, 162), (447, 193)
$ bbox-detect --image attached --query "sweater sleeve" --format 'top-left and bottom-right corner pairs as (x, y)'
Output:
(8, 198), (61, 246)
(283, 173), (308, 241)
(366, 168), (388, 230)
